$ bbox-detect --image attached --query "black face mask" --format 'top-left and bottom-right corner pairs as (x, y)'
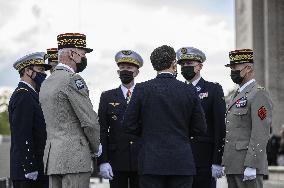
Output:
(119, 70), (134, 84)
(181, 66), (196, 81)
(230, 66), (247, 84)
(76, 57), (87, 73)
(28, 69), (47, 92)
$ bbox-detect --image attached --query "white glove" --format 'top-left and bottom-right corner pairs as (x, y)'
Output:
(211, 164), (225, 178)
(25, 171), (38, 180)
(243, 167), (256, 181)
(99, 163), (113, 180)
(96, 143), (102, 157)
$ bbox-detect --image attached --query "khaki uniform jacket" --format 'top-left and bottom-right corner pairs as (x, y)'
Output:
(222, 81), (273, 175)
(39, 66), (100, 175)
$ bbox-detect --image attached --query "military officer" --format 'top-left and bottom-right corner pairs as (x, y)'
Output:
(176, 47), (226, 188)
(9, 52), (51, 188)
(46, 48), (58, 73)
(222, 49), (273, 188)
(39, 33), (100, 188)
(98, 50), (143, 188)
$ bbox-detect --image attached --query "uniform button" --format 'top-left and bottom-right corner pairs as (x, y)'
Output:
(218, 150), (221, 152)
(222, 145), (224, 148)
(26, 141), (28, 145)
(226, 121), (230, 123)
(190, 137), (194, 140)
(252, 148), (255, 151)
(225, 140), (229, 143)
(226, 131), (229, 133)
(228, 111), (230, 113)
(27, 149), (30, 152)
(130, 141), (133, 144)
(260, 150), (263, 152)
(246, 146), (249, 149)
(254, 155), (257, 157)
(257, 144), (260, 146)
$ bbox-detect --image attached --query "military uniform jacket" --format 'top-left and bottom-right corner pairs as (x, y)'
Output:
(39, 66), (100, 175)
(98, 87), (140, 171)
(123, 73), (207, 175)
(190, 78), (226, 167)
(222, 81), (273, 175)
(8, 82), (47, 180)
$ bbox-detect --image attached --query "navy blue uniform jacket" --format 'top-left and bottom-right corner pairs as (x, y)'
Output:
(123, 73), (207, 175)
(8, 82), (47, 180)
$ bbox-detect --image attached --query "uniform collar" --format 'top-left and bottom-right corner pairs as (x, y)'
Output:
(56, 63), (75, 73)
(121, 84), (135, 99)
(191, 76), (201, 86)
(20, 81), (36, 92)
(239, 79), (256, 93)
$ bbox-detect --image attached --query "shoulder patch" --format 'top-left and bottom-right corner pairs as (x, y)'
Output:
(16, 88), (28, 92)
(75, 79), (85, 90)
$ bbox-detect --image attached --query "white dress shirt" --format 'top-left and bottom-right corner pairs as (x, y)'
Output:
(239, 79), (256, 92)
(121, 84), (135, 99)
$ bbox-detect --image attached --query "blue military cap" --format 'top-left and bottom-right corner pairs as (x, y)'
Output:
(13, 52), (52, 71)
(115, 50), (143, 68)
(176, 47), (206, 64)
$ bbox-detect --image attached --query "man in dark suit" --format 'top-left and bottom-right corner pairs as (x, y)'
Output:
(123, 45), (207, 188)
(8, 52), (51, 188)
(176, 47), (226, 188)
(98, 50), (143, 188)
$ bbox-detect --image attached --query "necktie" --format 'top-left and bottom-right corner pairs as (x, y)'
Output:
(126, 89), (132, 104)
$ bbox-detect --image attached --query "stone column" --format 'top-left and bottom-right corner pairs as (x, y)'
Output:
(264, 0), (284, 134)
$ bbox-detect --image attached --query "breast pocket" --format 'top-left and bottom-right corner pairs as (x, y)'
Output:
(107, 106), (123, 122)
(232, 108), (249, 128)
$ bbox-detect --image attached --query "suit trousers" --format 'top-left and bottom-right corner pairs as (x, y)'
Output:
(110, 171), (139, 188)
(49, 172), (91, 188)
(226, 175), (263, 188)
(139, 174), (193, 188)
(192, 167), (215, 188)
(12, 179), (48, 188)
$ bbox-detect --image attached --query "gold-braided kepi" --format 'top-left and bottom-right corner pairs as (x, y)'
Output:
(225, 49), (254, 67)
(46, 48), (58, 63)
(13, 52), (52, 71)
(57, 33), (93, 53)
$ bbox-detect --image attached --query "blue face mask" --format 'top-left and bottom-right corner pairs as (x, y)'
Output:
(28, 69), (47, 92)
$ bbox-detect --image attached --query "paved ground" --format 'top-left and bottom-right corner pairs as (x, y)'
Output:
(90, 177), (284, 188)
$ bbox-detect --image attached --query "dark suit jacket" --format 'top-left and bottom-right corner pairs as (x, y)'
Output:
(190, 78), (226, 168)
(8, 82), (47, 180)
(123, 73), (207, 175)
(98, 87), (140, 171)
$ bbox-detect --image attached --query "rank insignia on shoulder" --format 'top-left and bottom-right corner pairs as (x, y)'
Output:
(16, 88), (28, 92)
(257, 86), (265, 90)
(236, 96), (247, 108)
(109, 102), (120, 107)
(199, 92), (208, 99)
(196, 86), (201, 92)
(75, 79), (85, 90)
(258, 106), (267, 120)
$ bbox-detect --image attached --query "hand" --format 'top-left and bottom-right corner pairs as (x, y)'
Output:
(243, 167), (256, 181)
(25, 171), (38, 180)
(96, 143), (102, 157)
(211, 164), (225, 178)
(99, 163), (113, 180)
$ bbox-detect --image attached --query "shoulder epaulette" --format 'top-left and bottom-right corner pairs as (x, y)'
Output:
(257, 86), (265, 90)
(16, 88), (28, 92)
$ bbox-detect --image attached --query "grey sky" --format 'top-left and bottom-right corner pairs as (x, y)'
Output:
(0, 0), (236, 110)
